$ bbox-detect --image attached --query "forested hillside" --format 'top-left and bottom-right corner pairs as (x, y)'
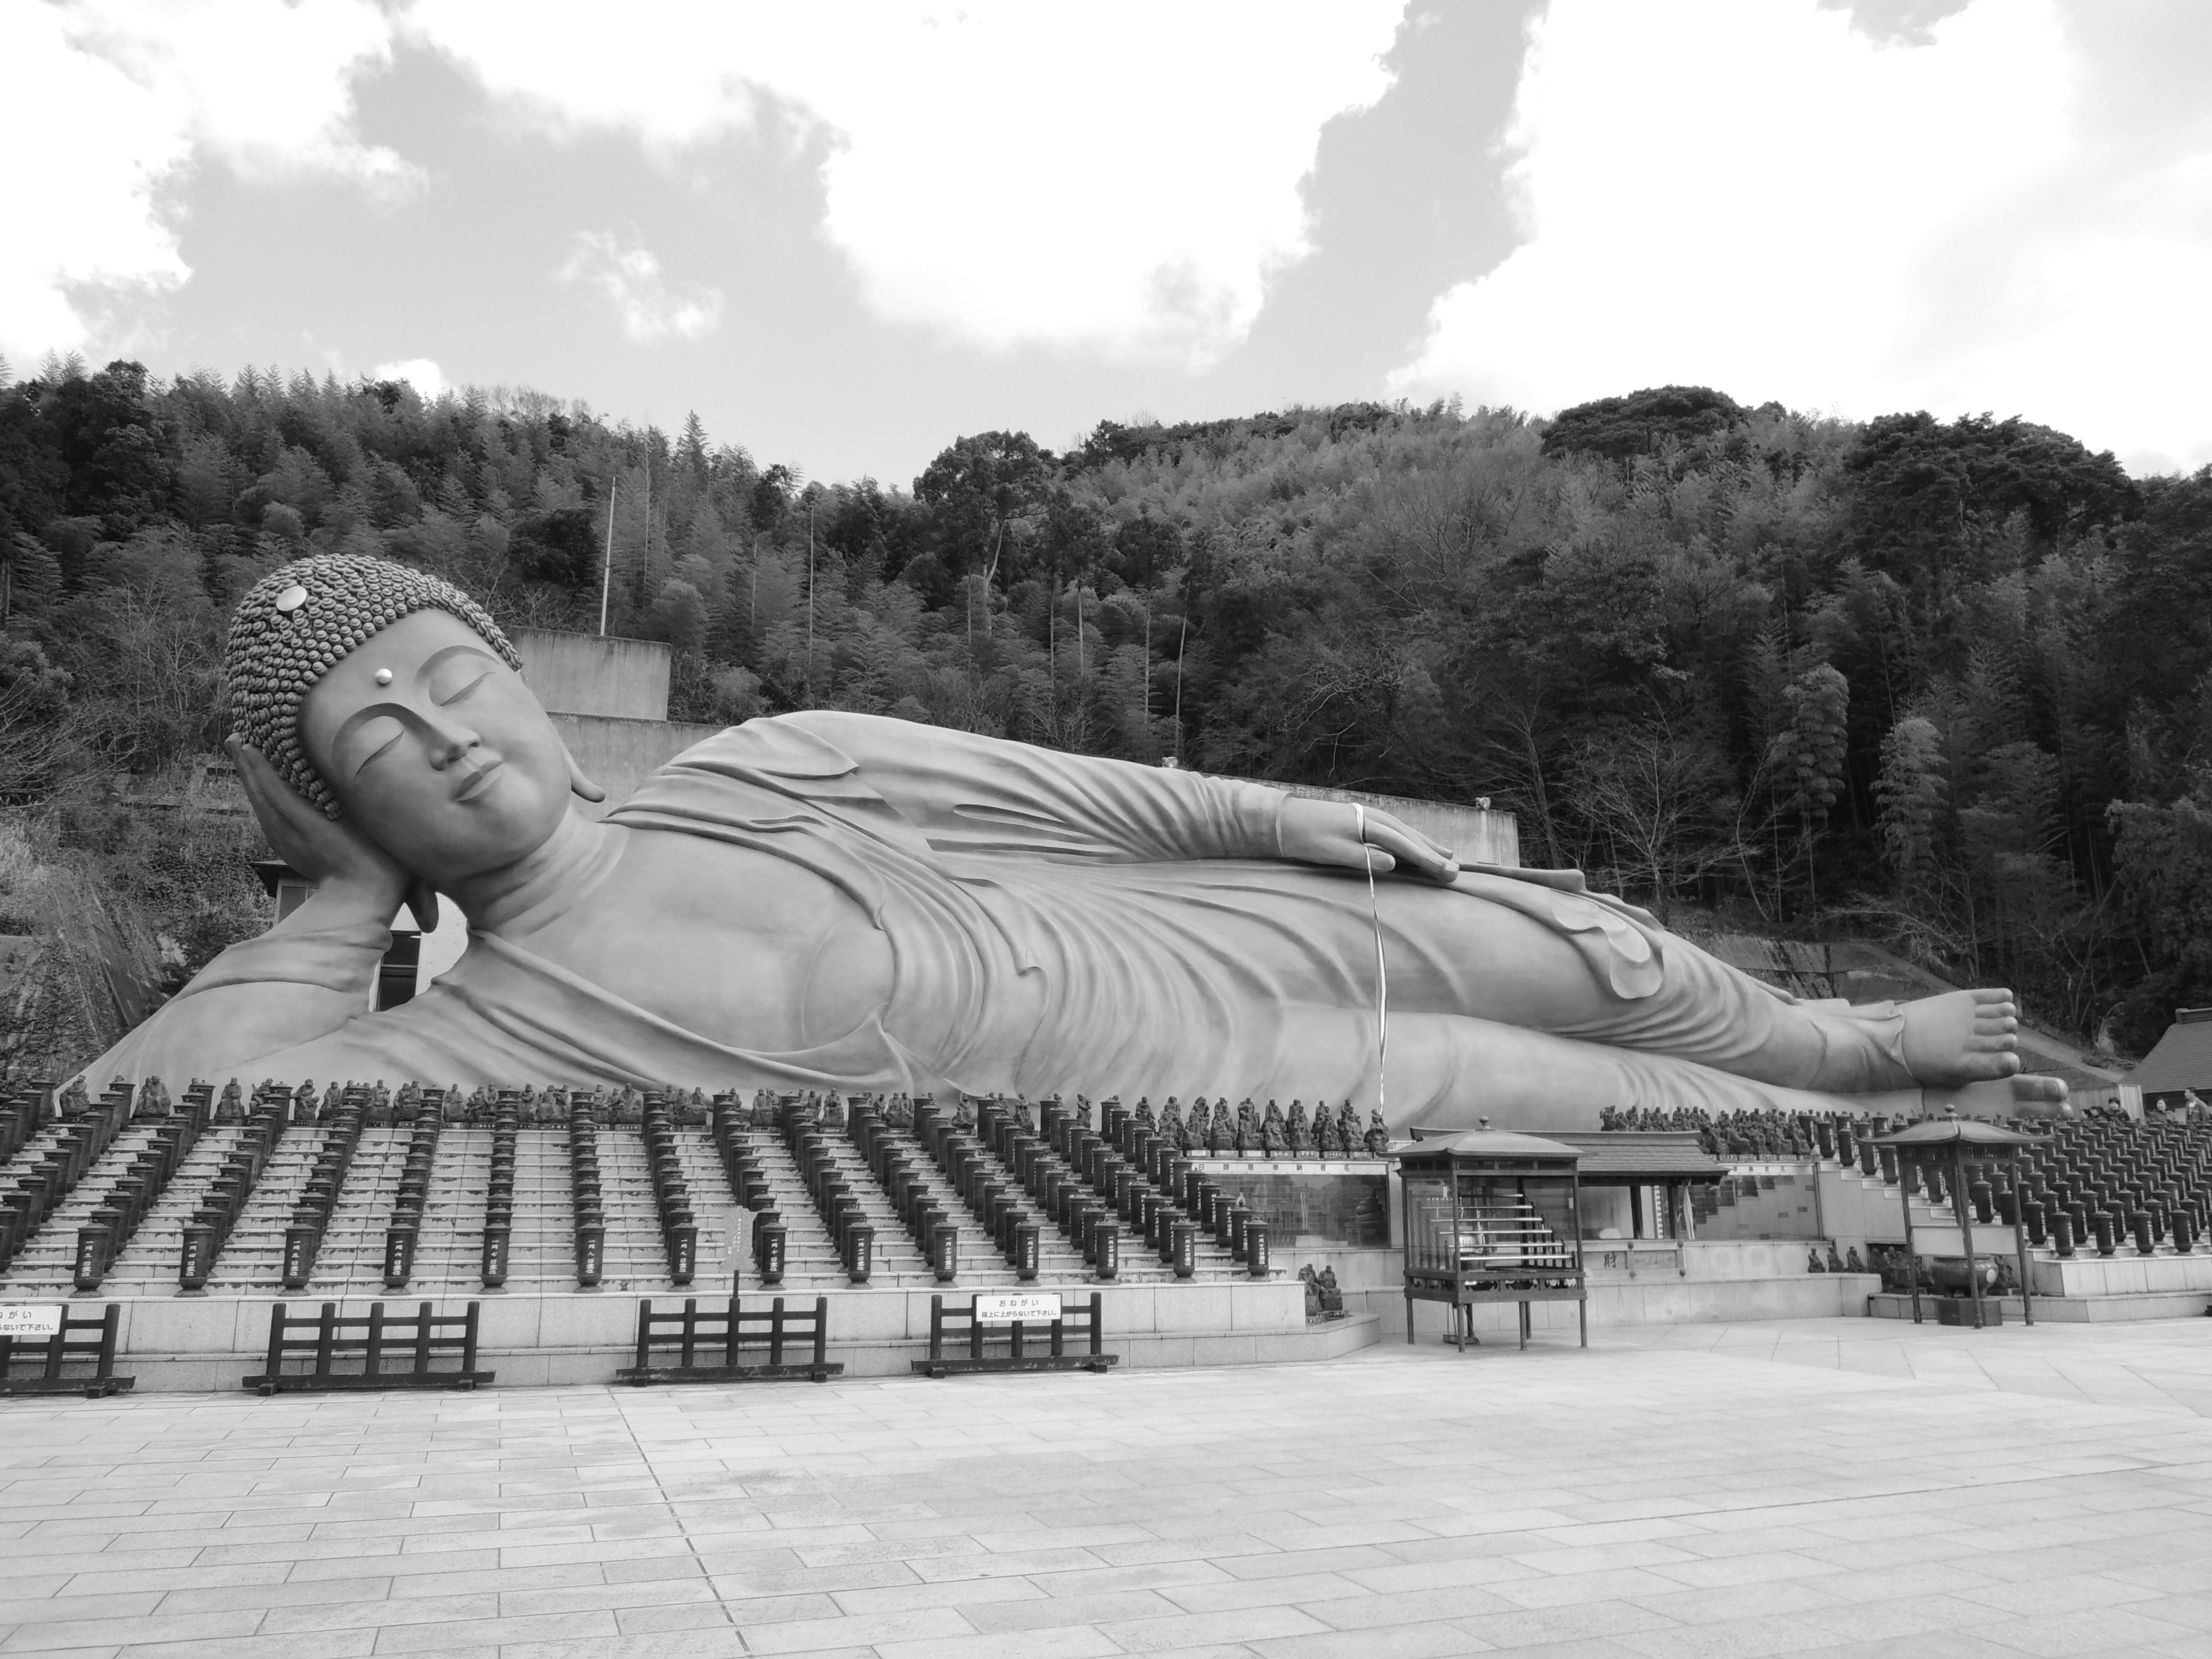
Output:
(3, 357), (2210, 1065)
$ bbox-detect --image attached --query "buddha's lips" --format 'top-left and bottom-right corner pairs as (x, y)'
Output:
(453, 758), (503, 802)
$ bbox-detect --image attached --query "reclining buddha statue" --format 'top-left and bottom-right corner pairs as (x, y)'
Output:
(77, 554), (2069, 1131)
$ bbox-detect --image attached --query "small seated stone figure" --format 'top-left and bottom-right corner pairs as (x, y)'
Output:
(1317, 1264), (1344, 1313)
(1157, 1095), (1184, 1152)
(321, 1079), (343, 1122)
(1205, 1100), (1231, 1156)
(544, 1083), (568, 1123)
(1260, 1099), (1288, 1157)
(1825, 1241), (1846, 1273)
(518, 1082), (539, 1123)
(1845, 1245), (1865, 1274)
(396, 1080), (422, 1123)
(1286, 1099), (1310, 1155)
(1338, 1100), (1362, 1156)
(887, 1091), (912, 1130)
(1312, 1102), (1338, 1156)
(293, 1077), (319, 1124)
(368, 1078), (392, 1124)
(57, 1077), (91, 1120)
(136, 1075), (171, 1119)
(1134, 1096), (1156, 1135)
(1807, 1246), (1827, 1272)
(954, 1093), (978, 1131)
(1233, 1097), (1257, 1156)
(1299, 1264), (1323, 1320)
(1364, 1108), (1389, 1158)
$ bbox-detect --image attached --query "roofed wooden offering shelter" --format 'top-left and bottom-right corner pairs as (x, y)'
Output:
(1546, 1131), (1727, 1245)
(1397, 1128), (1586, 1351)
(1868, 1116), (2042, 1328)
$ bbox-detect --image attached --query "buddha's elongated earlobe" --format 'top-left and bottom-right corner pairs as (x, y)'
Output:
(405, 877), (440, 935)
(562, 739), (607, 803)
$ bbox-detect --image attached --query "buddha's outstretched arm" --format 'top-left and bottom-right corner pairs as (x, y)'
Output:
(768, 710), (1454, 876)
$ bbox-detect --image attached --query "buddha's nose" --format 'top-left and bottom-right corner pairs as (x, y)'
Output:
(423, 711), (480, 767)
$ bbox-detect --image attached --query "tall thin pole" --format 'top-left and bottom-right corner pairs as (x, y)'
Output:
(1172, 615), (1187, 762)
(810, 499), (817, 660)
(642, 446), (652, 586)
(599, 478), (618, 636)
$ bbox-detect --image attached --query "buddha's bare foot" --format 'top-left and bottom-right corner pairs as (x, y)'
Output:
(1927, 1075), (2071, 1120)
(1899, 988), (2022, 1085)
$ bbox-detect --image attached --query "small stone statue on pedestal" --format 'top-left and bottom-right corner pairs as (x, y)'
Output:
(293, 1077), (318, 1124)
(320, 1080), (343, 1122)
(1285, 1099), (1310, 1156)
(1205, 1099), (1230, 1156)
(1260, 1099), (1288, 1158)
(1314, 1104), (1340, 1157)
(1157, 1096), (1185, 1152)
(1233, 1097), (1257, 1156)
(1363, 1108), (1389, 1158)
(1338, 1100), (1362, 1157)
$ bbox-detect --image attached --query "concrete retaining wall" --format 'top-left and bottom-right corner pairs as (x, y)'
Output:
(514, 630), (671, 721)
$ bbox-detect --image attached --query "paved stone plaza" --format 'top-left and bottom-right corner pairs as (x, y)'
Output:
(4, 1318), (2211, 1658)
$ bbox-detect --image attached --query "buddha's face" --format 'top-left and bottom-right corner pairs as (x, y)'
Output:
(298, 609), (573, 888)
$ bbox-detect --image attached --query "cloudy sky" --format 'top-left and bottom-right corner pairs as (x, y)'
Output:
(6, 0), (2209, 484)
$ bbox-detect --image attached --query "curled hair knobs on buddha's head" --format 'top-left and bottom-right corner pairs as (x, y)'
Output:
(226, 554), (521, 818)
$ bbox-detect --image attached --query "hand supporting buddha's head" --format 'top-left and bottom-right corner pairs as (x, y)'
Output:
(228, 554), (603, 894)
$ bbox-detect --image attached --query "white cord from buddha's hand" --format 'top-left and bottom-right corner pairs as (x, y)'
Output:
(1358, 804), (1389, 1119)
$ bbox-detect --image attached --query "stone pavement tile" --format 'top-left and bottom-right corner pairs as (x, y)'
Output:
(1023, 1559), (1236, 1599)
(1449, 1599), (1682, 1648)
(1099, 1606), (1333, 1652)
(105, 1636), (377, 1659)
(1613, 1614), (1847, 1658)
(1975, 1606), (2203, 1656)
(612, 1602), (738, 1636)
(733, 1607), (974, 1654)
(0, 1611), (264, 1652)
(159, 1577), (395, 1614)
(1621, 1578), (1854, 1623)
(368, 1609), (623, 1654)
(0, 1596), (165, 1628)
(825, 1575), (1047, 1617)
(870, 1628), (1125, 1659)
(1286, 1583), (1522, 1630)
(1489, 1568), (1703, 1610)
(1953, 1573), (2172, 1616)
(1248, 1623), (1492, 1658)
(499, 1633), (752, 1659)
(973, 1592), (1203, 1628)
(1638, 1549), (1846, 1590)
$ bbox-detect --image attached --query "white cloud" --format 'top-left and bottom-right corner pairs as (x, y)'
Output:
(0, 0), (408, 362)
(371, 358), (448, 399)
(406, 1), (1403, 366)
(556, 232), (725, 344)
(1392, 0), (2212, 476)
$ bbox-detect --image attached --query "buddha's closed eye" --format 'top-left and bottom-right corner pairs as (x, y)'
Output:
(431, 665), (491, 705)
(349, 715), (406, 775)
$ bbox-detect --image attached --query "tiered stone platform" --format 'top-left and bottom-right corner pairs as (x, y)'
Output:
(2, 1083), (1381, 1389)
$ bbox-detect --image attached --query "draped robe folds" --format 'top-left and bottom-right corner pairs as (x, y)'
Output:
(82, 711), (1932, 1129)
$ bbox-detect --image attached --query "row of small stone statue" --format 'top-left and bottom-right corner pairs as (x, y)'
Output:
(769, 1088), (1392, 1158)
(69, 1073), (1392, 1157)
(1600, 1103), (1854, 1161)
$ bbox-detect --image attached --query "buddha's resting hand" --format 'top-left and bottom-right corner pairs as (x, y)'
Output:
(229, 738), (425, 929)
(1276, 796), (1457, 883)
